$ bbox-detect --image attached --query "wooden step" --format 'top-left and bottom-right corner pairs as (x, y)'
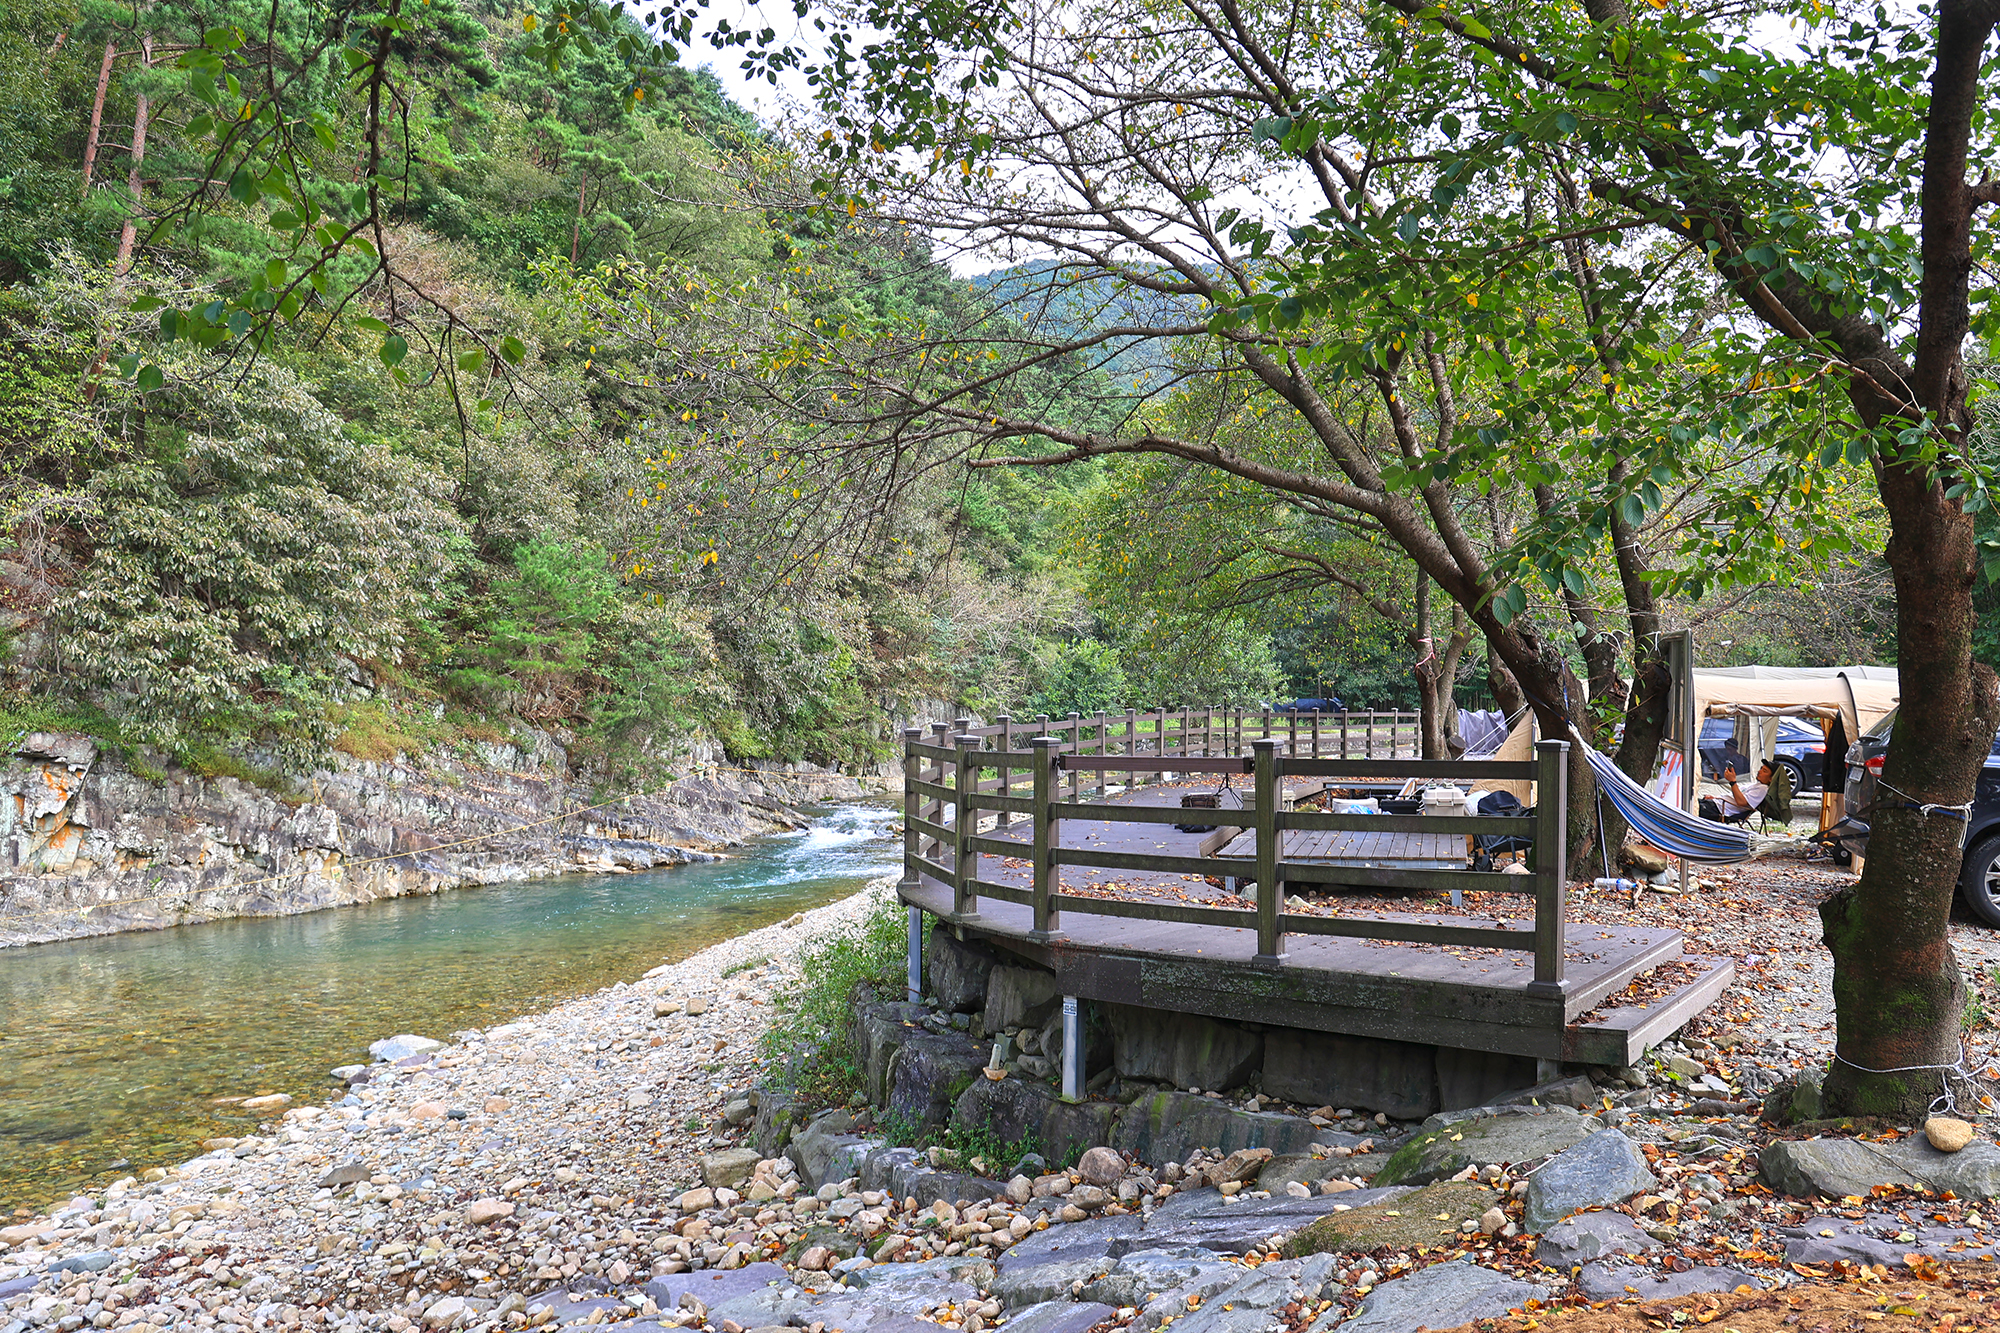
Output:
(1563, 956), (1736, 1067)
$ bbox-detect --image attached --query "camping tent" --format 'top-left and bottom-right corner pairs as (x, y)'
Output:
(1690, 666), (1898, 769)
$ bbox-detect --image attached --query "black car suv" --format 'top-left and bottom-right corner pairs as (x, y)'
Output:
(1839, 707), (2000, 926)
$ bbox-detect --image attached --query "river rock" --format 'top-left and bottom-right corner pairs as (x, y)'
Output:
(1079, 1250), (1238, 1307)
(369, 1034), (443, 1063)
(927, 926), (999, 1013)
(644, 1262), (790, 1310)
(1212, 1147), (1273, 1183)
(1262, 1029), (1437, 1120)
(701, 1147), (761, 1190)
(753, 1090), (798, 1156)
(1330, 1260), (1550, 1333)
(241, 1093), (292, 1111)
(1928, 1117), (1976, 1152)
(318, 1161), (370, 1189)
(1522, 1129), (1657, 1231)
(1534, 1211), (1662, 1269)
(1077, 1146), (1125, 1185)
(1574, 1260), (1764, 1302)
(47, 1252), (117, 1274)
(1760, 1137), (1931, 1197)
(421, 1295), (466, 1328)
(1375, 1108), (1593, 1186)
(1111, 1091), (1318, 1163)
(464, 1198), (514, 1225)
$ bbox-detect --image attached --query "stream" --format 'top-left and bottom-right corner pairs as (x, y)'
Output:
(0, 803), (901, 1213)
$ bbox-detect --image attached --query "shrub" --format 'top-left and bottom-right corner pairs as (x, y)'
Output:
(760, 891), (908, 1111)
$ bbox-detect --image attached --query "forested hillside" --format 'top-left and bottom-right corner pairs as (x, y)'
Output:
(0, 0), (1177, 784)
(0, 0), (1917, 790)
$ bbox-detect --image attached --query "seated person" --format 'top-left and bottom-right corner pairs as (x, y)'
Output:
(1699, 761), (1771, 823)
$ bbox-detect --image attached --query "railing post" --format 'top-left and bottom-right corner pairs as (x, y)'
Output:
(927, 722), (951, 861)
(901, 727), (923, 892)
(1157, 704), (1169, 777)
(1092, 710), (1108, 798)
(1067, 712), (1082, 800)
(1124, 708), (1138, 787)
(1367, 709), (1377, 757)
(996, 714), (1014, 829)
(1340, 710), (1350, 758)
(1310, 708), (1321, 759)
(1204, 705), (1214, 757)
(1261, 706), (1272, 742)
(1526, 738), (1571, 999)
(1252, 738), (1286, 965)
(953, 733), (982, 918)
(1030, 736), (1063, 941)
(1287, 709), (1299, 757)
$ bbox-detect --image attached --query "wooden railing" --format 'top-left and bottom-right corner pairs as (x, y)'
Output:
(901, 727), (1573, 998)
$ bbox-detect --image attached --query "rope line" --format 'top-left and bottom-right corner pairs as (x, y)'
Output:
(1877, 779), (1974, 848)
(1831, 1042), (1998, 1119)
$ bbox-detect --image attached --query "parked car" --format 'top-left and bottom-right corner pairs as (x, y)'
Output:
(1698, 716), (1827, 792)
(1838, 706), (2000, 927)
(1274, 697), (1345, 713)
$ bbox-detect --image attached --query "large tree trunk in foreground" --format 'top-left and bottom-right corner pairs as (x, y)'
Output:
(1813, 0), (2000, 1118)
(112, 35), (151, 276)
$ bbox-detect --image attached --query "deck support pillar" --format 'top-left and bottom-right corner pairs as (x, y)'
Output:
(1029, 735), (1064, 942)
(907, 905), (925, 1002)
(1251, 738), (1286, 965)
(1524, 737), (1572, 1001)
(1060, 996), (1084, 1102)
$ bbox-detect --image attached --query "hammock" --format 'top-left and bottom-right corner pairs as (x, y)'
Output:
(1580, 744), (1754, 865)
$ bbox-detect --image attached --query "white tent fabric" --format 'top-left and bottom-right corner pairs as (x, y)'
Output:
(1690, 667), (1898, 770)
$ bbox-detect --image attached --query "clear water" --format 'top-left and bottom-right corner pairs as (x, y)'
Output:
(0, 803), (901, 1213)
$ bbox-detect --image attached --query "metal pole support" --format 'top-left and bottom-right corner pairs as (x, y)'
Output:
(1060, 995), (1085, 1102)
(907, 905), (924, 1002)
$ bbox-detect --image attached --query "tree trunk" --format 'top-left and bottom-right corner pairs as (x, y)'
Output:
(113, 36), (151, 276)
(1816, 0), (2000, 1119)
(1487, 640), (1526, 717)
(1440, 608), (1470, 758)
(1413, 571), (1449, 759)
(81, 41), (115, 200)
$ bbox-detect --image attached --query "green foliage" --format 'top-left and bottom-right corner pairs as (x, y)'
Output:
(874, 1112), (1042, 1175)
(1029, 640), (1127, 718)
(759, 893), (908, 1113)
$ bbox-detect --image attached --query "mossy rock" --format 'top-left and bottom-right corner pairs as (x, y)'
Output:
(1373, 1112), (1593, 1186)
(1281, 1182), (1501, 1257)
(787, 1224), (861, 1262)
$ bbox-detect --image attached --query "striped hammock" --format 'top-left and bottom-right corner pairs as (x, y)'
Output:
(1581, 744), (1754, 865)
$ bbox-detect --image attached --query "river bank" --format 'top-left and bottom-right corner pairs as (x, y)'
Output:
(0, 727), (893, 949)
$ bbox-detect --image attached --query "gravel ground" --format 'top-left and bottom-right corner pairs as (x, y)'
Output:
(9, 859), (2000, 1333)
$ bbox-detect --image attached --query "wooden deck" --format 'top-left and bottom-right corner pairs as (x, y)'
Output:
(1215, 827), (1464, 871)
(904, 876), (1730, 1064)
(901, 725), (1732, 1068)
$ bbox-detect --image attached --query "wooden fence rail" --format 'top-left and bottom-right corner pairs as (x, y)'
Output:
(902, 724), (1572, 997)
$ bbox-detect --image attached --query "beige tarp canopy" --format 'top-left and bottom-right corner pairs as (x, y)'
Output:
(1691, 666), (1899, 767)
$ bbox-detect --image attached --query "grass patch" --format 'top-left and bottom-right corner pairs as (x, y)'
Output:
(761, 892), (908, 1112)
(722, 956), (769, 980)
(875, 1112), (1043, 1177)
(0, 691), (122, 748)
(329, 700), (437, 762)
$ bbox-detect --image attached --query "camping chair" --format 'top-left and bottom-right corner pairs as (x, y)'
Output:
(1753, 762), (1794, 831)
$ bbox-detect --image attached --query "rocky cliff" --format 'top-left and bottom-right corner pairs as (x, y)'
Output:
(0, 729), (890, 947)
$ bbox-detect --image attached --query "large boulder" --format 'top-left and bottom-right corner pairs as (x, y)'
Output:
(988, 964), (1063, 1031)
(1534, 1211), (1662, 1270)
(1374, 1108), (1595, 1186)
(1042, 1099), (1121, 1165)
(1522, 1129), (1658, 1231)
(1151, 1256), (1338, 1333)
(1111, 1091), (1318, 1163)
(1575, 1261), (1764, 1302)
(1333, 1261), (1551, 1333)
(1761, 1134), (2000, 1199)
(927, 926), (998, 1013)
(1142, 1186), (1410, 1255)
(1107, 1005), (1262, 1092)
(886, 1030), (990, 1130)
(854, 1000), (929, 1107)
(752, 1090), (799, 1158)
(1263, 1028), (1437, 1120)
(1283, 1182), (1497, 1256)
(788, 1110), (877, 1190)
(954, 1075), (1059, 1147)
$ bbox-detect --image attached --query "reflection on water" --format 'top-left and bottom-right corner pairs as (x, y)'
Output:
(0, 803), (899, 1211)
